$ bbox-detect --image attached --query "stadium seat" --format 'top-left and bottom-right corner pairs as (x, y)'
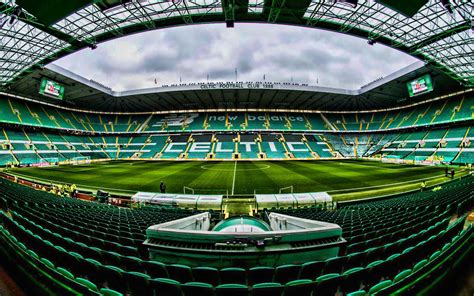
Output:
(248, 266), (275, 285)
(181, 282), (215, 296)
(56, 267), (74, 279)
(101, 265), (126, 291)
(412, 259), (428, 272)
(283, 279), (314, 296)
(368, 280), (392, 294)
(323, 256), (346, 274)
(215, 284), (249, 296)
(393, 269), (412, 283)
(220, 267), (247, 284)
(345, 252), (365, 270)
(40, 258), (55, 269)
(142, 260), (168, 278)
(100, 288), (124, 296)
(124, 271), (152, 295)
(168, 264), (194, 283)
(192, 267), (220, 286)
(75, 277), (99, 292)
(341, 267), (366, 293)
(149, 278), (182, 296)
(299, 261), (324, 279)
(274, 264), (300, 284)
(315, 273), (340, 295)
(251, 282), (284, 296)
(346, 290), (367, 296)
(122, 256), (145, 273)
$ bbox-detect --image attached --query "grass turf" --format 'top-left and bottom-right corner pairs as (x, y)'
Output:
(7, 159), (450, 198)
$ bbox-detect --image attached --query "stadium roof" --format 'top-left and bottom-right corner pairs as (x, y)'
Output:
(0, 0), (473, 91)
(5, 61), (469, 112)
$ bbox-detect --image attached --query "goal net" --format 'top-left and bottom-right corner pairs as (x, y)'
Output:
(72, 156), (91, 165)
(42, 157), (59, 165)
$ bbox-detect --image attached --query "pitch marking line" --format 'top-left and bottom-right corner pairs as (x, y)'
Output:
(231, 161), (237, 195)
(200, 164), (270, 171)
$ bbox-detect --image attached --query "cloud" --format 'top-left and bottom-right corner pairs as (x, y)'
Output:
(54, 23), (417, 91)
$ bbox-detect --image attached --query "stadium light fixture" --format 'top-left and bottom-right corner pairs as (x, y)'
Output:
(440, 0), (453, 14)
(334, 0), (358, 8)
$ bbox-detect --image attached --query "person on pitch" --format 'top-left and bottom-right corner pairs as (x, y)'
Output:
(420, 180), (427, 192)
(160, 181), (166, 193)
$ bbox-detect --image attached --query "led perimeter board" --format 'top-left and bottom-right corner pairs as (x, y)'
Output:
(39, 78), (65, 100)
(407, 74), (433, 97)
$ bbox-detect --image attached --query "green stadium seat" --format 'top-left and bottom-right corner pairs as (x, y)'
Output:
(168, 264), (194, 283)
(323, 256), (346, 274)
(366, 260), (386, 285)
(368, 280), (392, 295)
(122, 256), (145, 273)
(125, 271), (152, 295)
(82, 258), (102, 283)
(346, 291), (367, 296)
(429, 250), (441, 261)
(142, 260), (168, 278)
(101, 265), (126, 292)
(283, 279), (314, 296)
(56, 267), (74, 279)
(299, 261), (324, 279)
(393, 269), (412, 283)
(40, 257), (55, 269)
(315, 273), (340, 295)
(274, 264), (300, 284)
(251, 282), (284, 296)
(341, 267), (366, 293)
(412, 259), (428, 272)
(99, 288), (123, 296)
(103, 251), (122, 266)
(27, 249), (39, 259)
(215, 284), (248, 296)
(75, 277), (99, 292)
(181, 282), (215, 296)
(345, 252), (365, 270)
(384, 253), (401, 277)
(149, 278), (182, 296)
(220, 267), (246, 284)
(192, 267), (219, 286)
(248, 266), (274, 285)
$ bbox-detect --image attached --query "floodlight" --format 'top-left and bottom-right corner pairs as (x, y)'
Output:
(335, 0), (358, 8)
(440, 0), (453, 14)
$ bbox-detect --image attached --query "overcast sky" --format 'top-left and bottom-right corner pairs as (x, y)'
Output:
(54, 23), (418, 91)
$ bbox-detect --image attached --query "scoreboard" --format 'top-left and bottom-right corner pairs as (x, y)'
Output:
(407, 74), (433, 97)
(39, 78), (65, 100)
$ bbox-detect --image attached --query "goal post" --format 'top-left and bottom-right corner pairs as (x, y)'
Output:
(71, 156), (91, 165)
(279, 185), (294, 194)
(183, 186), (195, 195)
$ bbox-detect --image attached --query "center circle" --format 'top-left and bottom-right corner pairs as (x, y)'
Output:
(200, 163), (271, 171)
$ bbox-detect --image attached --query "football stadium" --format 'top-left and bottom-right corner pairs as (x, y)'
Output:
(0, 0), (473, 295)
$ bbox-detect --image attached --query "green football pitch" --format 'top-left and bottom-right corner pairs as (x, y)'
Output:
(7, 159), (457, 200)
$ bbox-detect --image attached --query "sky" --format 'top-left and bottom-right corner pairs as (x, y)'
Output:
(54, 23), (418, 92)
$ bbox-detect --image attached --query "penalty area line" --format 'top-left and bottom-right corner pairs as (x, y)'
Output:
(231, 161), (237, 195)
